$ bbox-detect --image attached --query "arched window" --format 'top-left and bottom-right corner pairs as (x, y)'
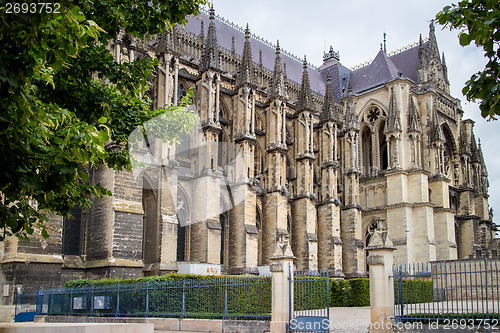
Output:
(143, 177), (159, 265)
(176, 188), (189, 262)
(361, 127), (372, 175)
(379, 121), (388, 170)
(175, 82), (187, 104)
(256, 208), (262, 266)
(220, 197), (229, 268)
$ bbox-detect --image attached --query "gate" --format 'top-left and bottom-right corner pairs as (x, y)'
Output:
(288, 268), (330, 332)
(14, 289), (39, 322)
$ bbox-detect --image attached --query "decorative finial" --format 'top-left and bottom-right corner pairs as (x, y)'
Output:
(200, 20), (204, 40)
(276, 40), (280, 54)
(209, 3), (215, 20)
(383, 32), (387, 54)
(303, 55), (307, 68)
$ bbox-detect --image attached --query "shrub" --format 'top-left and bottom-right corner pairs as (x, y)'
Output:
(394, 279), (433, 304)
(346, 278), (370, 306)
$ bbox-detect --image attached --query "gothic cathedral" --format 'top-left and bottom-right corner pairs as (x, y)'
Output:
(1, 7), (496, 292)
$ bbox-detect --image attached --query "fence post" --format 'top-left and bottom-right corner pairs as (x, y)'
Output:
(270, 235), (295, 333)
(365, 227), (396, 333)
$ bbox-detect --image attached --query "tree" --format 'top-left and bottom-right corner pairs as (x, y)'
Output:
(0, 0), (205, 240)
(436, 0), (500, 120)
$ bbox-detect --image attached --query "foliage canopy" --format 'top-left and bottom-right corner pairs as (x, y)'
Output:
(436, 0), (500, 120)
(0, 0), (204, 240)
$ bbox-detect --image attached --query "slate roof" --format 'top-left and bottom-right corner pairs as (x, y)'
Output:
(180, 11), (428, 102)
(182, 12), (325, 94)
(349, 49), (402, 95)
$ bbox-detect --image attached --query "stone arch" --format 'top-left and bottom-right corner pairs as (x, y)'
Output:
(441, 123), (456, 178)
(255, 111), (265, 133)
(375, 184), (386, 207)
(359, 100), (388, 123)
(254, 142), (264, 179)
(219, 96), (231, 123)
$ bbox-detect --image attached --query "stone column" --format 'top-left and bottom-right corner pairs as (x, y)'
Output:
(173, 58), (179, 106)
(270, 236), (295, 333)
(366, 228), (396, 333)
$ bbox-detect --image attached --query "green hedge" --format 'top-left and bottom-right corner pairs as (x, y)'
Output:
(64, 275), (431, 311)
(394, 279), (433, 304)
(329, 278), (370, 307)
(64, 274), (271, 319)
(65, 273), (219, 288)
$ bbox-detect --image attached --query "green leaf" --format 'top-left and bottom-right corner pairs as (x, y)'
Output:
(98, 116), (107, 124)
(459, 32), (471, 46)
(98, 130), (109, 142)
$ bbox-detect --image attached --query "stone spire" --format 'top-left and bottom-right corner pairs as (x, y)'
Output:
(297, 56), (314, 112)
(321, 71), (340, 123)
(344, 80), (359, 132)
(386, 87), (402, 133)
(199, 19), (204, 41)
(269, 41), (287, 99)
(236, 24), (255, 86)
(231, 36), (235, 55)
(407, 94), (421, 133)
(200, 5), (220, 72)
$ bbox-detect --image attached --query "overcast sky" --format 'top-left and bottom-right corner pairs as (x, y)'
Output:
(210, 0), (500, 223)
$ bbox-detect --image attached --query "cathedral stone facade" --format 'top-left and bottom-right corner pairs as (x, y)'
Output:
(1, 8), (497, 295)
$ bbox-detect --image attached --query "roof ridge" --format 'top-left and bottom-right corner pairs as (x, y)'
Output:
(351, 37), (429, 71)
(199, 7), (318, 70)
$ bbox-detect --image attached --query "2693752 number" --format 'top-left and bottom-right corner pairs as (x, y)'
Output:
(442, 319), (499, 330)
(5, 2), (61, 14)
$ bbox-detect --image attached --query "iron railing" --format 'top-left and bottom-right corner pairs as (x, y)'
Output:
(14, 289), (38, 322)
(33, 275), (271, 321)
(288, 268), (330, 333)
(393, 257), (500, 325)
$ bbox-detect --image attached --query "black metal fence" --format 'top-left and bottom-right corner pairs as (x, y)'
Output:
(393, 258), (500, 324)
(31, 275), (271, 321)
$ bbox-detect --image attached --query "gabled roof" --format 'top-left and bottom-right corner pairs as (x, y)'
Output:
(389, 46), (421, 84)
(350, 49), (402, 94)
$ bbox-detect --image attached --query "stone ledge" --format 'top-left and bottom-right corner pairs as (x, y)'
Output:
(1, 253), (64, 265)
(0, 322), (154, 333)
